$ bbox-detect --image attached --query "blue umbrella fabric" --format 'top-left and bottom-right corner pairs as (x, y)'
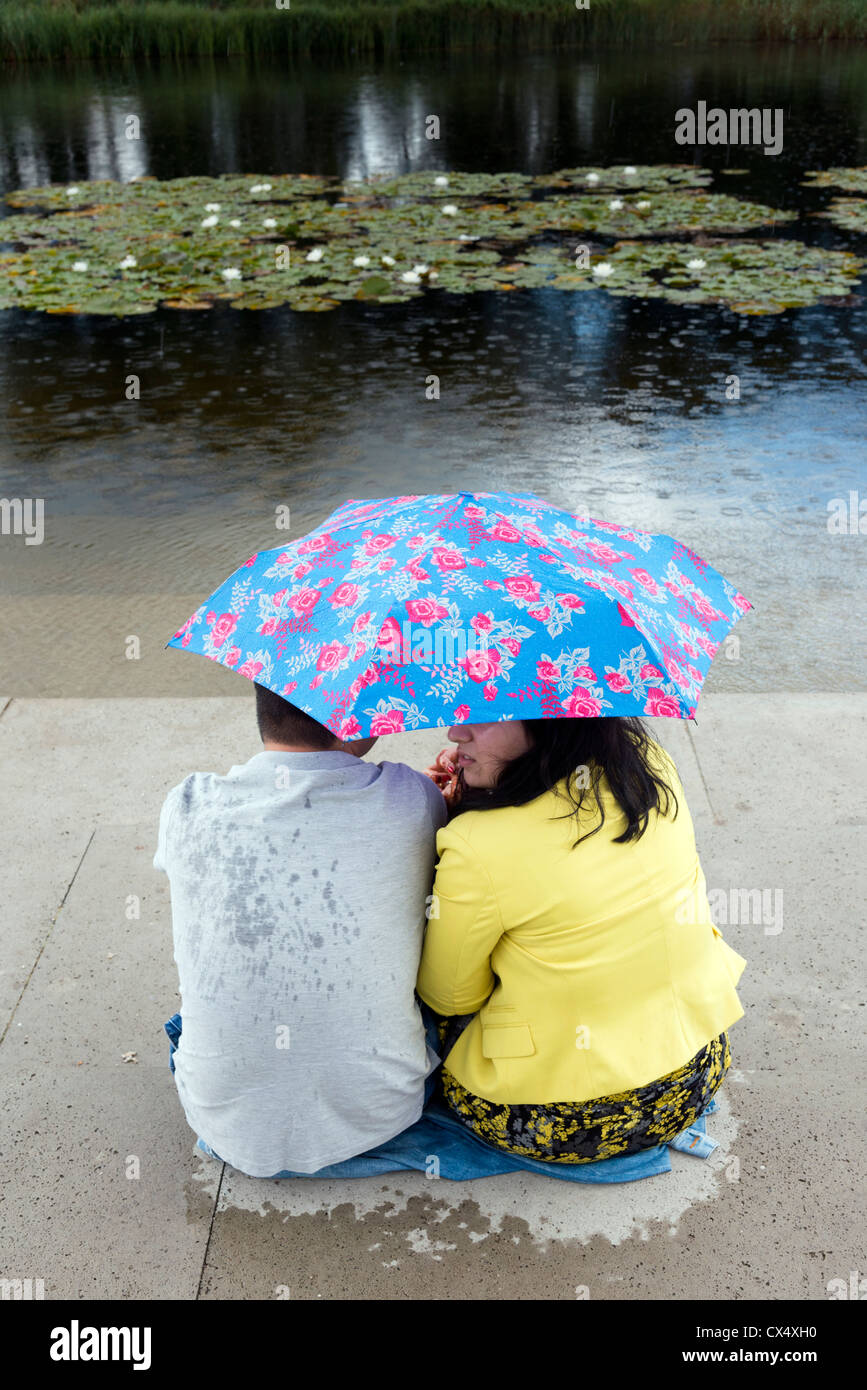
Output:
(168, 491), (752, 739)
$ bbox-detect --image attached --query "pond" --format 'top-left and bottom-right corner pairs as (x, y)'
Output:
(0, 43), (864, 696)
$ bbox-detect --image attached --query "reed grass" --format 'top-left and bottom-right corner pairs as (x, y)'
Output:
(1, 0), (864, 65)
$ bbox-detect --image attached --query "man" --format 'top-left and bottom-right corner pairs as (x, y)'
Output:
(153, 683), (447, 1177)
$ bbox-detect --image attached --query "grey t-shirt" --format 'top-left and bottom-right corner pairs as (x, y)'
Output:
(153, 749), (447, 1176)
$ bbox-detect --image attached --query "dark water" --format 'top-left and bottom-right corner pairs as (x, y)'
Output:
(0, 46), (865, 696)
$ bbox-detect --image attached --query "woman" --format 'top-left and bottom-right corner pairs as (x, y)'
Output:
(417, 717), (746, 1163)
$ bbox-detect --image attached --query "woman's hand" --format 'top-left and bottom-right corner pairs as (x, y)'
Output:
(423, 746), (463, 808)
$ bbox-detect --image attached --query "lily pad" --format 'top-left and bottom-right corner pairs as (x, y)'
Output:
(0, 169), (860, 317)
(803, 167), (867, 195)
(814, 197), (867, 235)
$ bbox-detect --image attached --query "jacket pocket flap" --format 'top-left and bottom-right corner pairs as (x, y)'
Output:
(481, 1023), (536, 1059)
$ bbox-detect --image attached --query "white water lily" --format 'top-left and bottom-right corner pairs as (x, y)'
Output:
(687, 258), (707, 270)
(412, 263), (429, 274)
(401, 270), (421, 283)
(623, 165), (637, 175)
(428, 270), (439, 280)
(306, 247), (324, 262)
(434, 175), (449, 187)
(221, 267), (242, 281)
(229, 218), (241, 228)
(65, 186), (80, 197)
(441, 204), (459, 215)
(118, 255), (137, 270)
(381, 254), (396, 266)
(353, 255), (371, 267)
(585, 172), (600, 184)
(201, 214), (219, 228)
(72, 260), (88, 272)
(592, 262), (614, 278)
(263, 218), (277, 228)
(636, 200), (652, 210)
(250, 183), (272, 193)
(609, 199), (624, 211)
(205, 202), (221, 212)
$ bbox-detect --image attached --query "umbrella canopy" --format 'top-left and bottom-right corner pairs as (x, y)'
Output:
(168, 491), (752, 738)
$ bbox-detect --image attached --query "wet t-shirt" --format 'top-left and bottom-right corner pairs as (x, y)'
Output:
(153, 749), (446, 1175)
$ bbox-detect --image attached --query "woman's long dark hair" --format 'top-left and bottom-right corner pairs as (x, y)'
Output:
(455, 717), (678, 846)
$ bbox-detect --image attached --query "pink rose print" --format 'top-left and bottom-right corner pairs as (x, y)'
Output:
(584, 540), (623, 564)
(206, 611), (216, 624)
(471, 613), (493, 634)
(407, 535), (427, 549)
(483, 683), (498, 701)
(225, 647), (241, 667)
(685, 664), (703, 684)
(288, 587), (320, 618)
(664, 658), (686, 687)
(463, 505), (485, 519)
(617, 602), (637, 627)
(237, 660), (264, 679)
(639, 663), (662, 680)
(695, 635), (718, 658)
(522, 528), (545, 548)
(501, 637), (521, 657)
(297, 534), (332, 555)
(454, 704), (470, 721)
(276, 552), (292, 564)
(733, 592), (752, 613)
(431, 548), (467, 571)
(592, 519), (622, 533)
(378, 559), (396, 572)
(528, 606), (551, 622)
(364, 534), (397, 556)
(536, 660), (561, 681)
(630, 568), (661, 596)
(690, 593), (723, 622)
(573, 665), (597, 681)
(293, 562), (313, 580)
(283, 681), (298, 695)
(370, 709), (405, 735)
(352, 643), (366, 661)
(605, 671), (632, 692)
(316, 641), (350, 673)
(490, 522), (522, 543)
(483, 580), (502, 589)
(211, 613), (238, 645)
(459, 649), (503, 683)
(243, 553), (258, 568)
(339, 716), (362, 740)
(352, 611), (373, 631)
(405, 598), (449, 627)
(561, 690), (602, 717)
(556, 593), (585, 611)
(682, 642), (698, 658)
(645, 689), (682, 717)
(376, 617), (403, 651)
(468, 557), (486, 567)
(329, 582), (361, 607)
(504, 575), (542, 603)
(259, 617), (279, 636)
(609, 579), (634, 600)
(272, 589), (287, 605)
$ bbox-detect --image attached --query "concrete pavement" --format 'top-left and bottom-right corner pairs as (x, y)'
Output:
(0, 693), (863, 1300)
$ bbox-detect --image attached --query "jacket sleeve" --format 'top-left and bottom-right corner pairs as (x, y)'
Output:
(416, 823), (504, 1015)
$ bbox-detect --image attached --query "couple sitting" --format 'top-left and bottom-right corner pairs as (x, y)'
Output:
(153, 682), (747, 1179)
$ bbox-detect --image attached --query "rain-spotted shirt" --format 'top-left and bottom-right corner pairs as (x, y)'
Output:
(154, 749), (447, 1176)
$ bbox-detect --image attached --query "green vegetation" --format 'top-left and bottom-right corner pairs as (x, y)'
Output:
(2, 166), (862, 316)
(1, 0), (865, 65)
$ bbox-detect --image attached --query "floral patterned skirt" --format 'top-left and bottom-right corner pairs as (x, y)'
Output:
(433, 1014), (731, 1164)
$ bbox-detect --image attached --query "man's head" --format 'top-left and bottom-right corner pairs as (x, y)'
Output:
(254, 683), (377, 757)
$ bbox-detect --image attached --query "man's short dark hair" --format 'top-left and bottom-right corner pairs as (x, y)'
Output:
(254, 683), (336, 749)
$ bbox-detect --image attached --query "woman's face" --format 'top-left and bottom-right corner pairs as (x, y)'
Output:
(446, 721), (533, 789)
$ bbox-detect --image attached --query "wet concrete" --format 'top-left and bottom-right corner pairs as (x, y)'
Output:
(0, 694), (863, 1299)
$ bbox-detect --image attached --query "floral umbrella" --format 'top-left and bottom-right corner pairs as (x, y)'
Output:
(168, 491), (752, 738)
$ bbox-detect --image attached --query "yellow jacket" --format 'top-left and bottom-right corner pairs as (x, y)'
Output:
(416, 741), (747, 1105)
